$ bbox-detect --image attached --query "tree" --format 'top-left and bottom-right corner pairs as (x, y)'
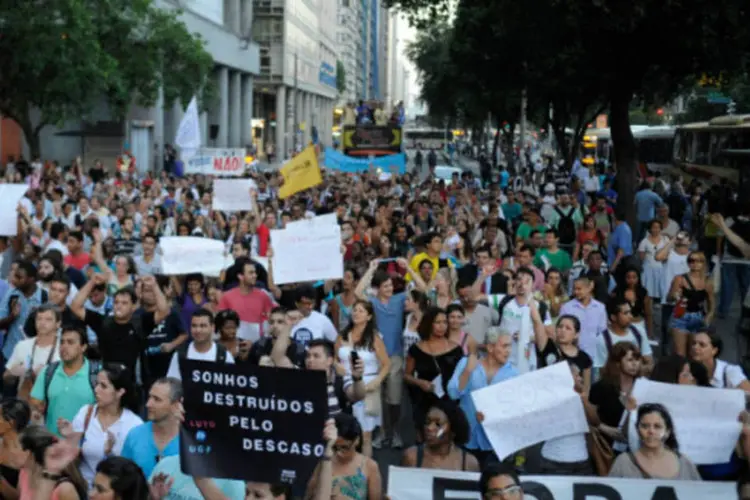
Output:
(0, 0), (214, 157)
(389, 0), (750, 223)
(336, 60), (346, 95)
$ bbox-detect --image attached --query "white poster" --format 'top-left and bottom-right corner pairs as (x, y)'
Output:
(471, 362), (588, 460)
(160, 236), (228, 276)
(175, 96), (201, 162)
(628, 379), (744, 464)
(0, 184), (30, 235)
(185, 148), (246, 176)
(387, 466), (734, 500)
(212, 178), (257, 212)
(285, 212), (338, 230)
(270, 224), (343, 285)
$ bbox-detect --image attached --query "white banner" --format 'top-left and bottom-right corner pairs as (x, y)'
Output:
(175, 96), (201, 162)
(387, 466), (734, 500)
(160, 236), (229, 276)
(185, 148), (246, 176)
(285, 212), (338, 230)
(472, 362), (588, 460)
(270, 224), (343, 285)
(628, 379), (744, 464)
(212, 178), (257, 212)
(0, 184), (30, 235)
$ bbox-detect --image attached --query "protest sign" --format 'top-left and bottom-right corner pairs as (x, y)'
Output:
(212, 178), (257, 212)
(471, 362), (588, 459)
(160, 236), (227, 276)
(285, 212), (337, 230)
(0, 184), (29, 235)
(278, 146), (322, 199)
(185, 148), (246, 176)
(628, 379), (744, 464)
(270, 223), (343, 284)
(387, 466), (734, 500)
(179, 359), (328, 485)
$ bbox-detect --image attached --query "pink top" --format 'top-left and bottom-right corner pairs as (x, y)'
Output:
(217, 287), (275, 334)
(19, 469), (65, 500)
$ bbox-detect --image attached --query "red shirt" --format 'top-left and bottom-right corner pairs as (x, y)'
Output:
(64, 252), (91, 271)
(217, 287), (275, 335)
(256, 224), (270, 257)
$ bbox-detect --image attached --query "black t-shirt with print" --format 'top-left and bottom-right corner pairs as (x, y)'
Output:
(137, 306), (186, 381)
(536, 341), (592, 376)
(84, 309), (154, 377)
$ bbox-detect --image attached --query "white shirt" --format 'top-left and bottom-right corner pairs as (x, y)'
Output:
(166, 342), (235, 380)
(291, 311), (338, 345)
(498, 297), (552, 373)
(73, 404), (143, 486)
(7, 337), (60, 389)
(594, 327), (653, 368)
(45, 238), (69, 256)
(710, 359), (747, 389)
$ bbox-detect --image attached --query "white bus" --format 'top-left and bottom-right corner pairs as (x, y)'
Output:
(403, 128), (448, 151)
(579, 125), (675, 174)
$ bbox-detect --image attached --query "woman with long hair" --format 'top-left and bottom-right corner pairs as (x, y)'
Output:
(445, 304), (477, 356)
(690, 330), (750, 393)
(402, 289), (430, 359)
(401, 399), (480, 471)
(609, 404), (700, 479)
(17, 425), (88, 499)
(612, 267), (654, 341)
(587, 342), (642, 452)
(172, 273), (208, 330)
(638, 219), (669, 299)
(404, 307), (463, 441)
(650, 354), (710, 387)
(0, 399), (31, 498)
(328, 268), (360, 332)
(57, 364), (143, 487)
(428, 268), (457, 309)
(667, 250), (714, 356)
(334, 301), (390, 457)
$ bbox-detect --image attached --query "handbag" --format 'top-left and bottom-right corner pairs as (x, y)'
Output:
(587, 425), (614, 476)
(364, 388), (382, 417)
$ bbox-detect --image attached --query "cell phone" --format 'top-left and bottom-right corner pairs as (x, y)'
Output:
(350, 351), (359, 366)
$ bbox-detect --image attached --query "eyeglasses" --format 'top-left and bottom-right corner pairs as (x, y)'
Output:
(332, 442), (354, 452)
(484, 485), (522, 498)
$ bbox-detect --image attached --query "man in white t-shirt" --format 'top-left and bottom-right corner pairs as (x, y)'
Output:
(594, 297), (653, 373)
(290, 286), (337, 346)
(167, 308), (234, 380)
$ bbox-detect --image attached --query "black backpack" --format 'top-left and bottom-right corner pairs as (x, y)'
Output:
(178, 342), (228, 363)
(496, 294), (548, 324)
(601, 326), (643, 353)
(554, 206), (577, 245)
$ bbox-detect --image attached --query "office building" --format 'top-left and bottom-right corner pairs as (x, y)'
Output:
(337, 0), (365, 103)
(252, 0), (338, 158)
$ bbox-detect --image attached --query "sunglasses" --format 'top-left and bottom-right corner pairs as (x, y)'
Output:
(332, 442), (354, 452)
(484, 485), (522, 498)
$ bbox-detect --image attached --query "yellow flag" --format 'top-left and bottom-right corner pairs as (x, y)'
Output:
(278, 145), (322, 199)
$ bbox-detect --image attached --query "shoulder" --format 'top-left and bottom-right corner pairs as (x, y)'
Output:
(402, 446), (418, 466)
(363, 455), (381, 477)
(54, 480), (82, 500)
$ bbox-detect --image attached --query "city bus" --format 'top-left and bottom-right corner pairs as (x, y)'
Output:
(673, 114), (750, 186)
(579, 126), (675, 174)
(403, 127), (449, 151)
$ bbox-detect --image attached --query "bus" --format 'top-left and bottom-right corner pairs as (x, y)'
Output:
(579, 125), (675, 174)
(403, 127), (449, 151)
(674, 114), (750, 187)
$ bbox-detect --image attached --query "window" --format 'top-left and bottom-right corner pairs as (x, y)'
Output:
(261, 56), (271, 67)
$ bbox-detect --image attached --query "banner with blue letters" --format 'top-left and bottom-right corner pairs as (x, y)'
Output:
(324, 147), (406, 174)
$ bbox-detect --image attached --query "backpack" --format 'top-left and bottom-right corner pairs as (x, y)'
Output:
(21, 288), (49, 338)
(496, 294), (548, 324)
(601, 326), (643, 353)
(178, 342), (228, 363)
(554, 206), (577, 245)
(42, 359), (101, 419)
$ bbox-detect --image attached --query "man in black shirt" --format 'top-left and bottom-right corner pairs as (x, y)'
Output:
(70, 274), (170, 380)
(248, 307), (306, 367)
(24, 273), (84, 338)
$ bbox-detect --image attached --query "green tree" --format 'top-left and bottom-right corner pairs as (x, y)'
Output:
(336, 60), (346, 95)
(0, 0), (214, 157)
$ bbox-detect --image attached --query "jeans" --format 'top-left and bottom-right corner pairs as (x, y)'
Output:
(719, 262), (750, 317)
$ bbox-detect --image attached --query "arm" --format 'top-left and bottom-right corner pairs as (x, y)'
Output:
(270, 324), (295, 368)
(366, 336), (391, 391)
(398, 257), (427, 291)
(402, 353), (429, 391)
(667, 274), (683, 303)
(529, 298), (550, 352)
(448, 355), (475, 396)
(144, 275), (170, 324)
(401, 447), (417, 467)
(582, 367), (592, 396)
(354, 260), (379, 299)
(266, 248), (283, 300)
(70, 275), (102, 320)
(91, 230), (113, 281)
(713, 214), (750, 258)
(365, 458), (383, 500)
(705, 280), (715, 324)
(654, 238), (674, 262)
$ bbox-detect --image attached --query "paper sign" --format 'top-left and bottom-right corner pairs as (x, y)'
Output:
(161, 237), (227, 276)
(270, 224), (343, 285)
(386, 466), (735, 500)
(285, 213), (337, 230)
(212, 179), (257, 212)
(278, 146), (322, 199)
(185, 148), (247, 176)
(0, 184), (29, 235)
(627, 379), (744, 464)
(471, 362), (588, 459)
(238, 321), (261, 342)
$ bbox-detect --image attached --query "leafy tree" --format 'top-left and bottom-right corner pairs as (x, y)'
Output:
(0, 0), (214, 157)
(336, 60), (346, 95)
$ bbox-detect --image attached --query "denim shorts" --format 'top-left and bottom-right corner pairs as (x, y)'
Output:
(670, 311), (705, 333)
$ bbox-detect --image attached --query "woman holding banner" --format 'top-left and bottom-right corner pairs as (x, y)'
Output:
(335, 301), (390, 458)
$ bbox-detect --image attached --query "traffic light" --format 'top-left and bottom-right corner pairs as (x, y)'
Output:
(656, 108), (664, 116)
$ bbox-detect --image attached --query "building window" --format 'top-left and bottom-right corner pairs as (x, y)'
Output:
(261, 56), (271, 67)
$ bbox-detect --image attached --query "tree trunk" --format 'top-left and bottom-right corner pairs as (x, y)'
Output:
(610, 89), (638, 228)
(18, 119), (41, 159)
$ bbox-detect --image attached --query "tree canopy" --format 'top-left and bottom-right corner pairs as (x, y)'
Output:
(388, 0), (750, 221)
(0, 0), (214, 156)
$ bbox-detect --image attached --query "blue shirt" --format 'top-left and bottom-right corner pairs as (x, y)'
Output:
(500, 171), (510, 189)
(447, 356), (518, 450)
(634, 189), (664, 222)
(369, 293), (406, 356)
(121, 422), (180, 478)
(607, 222), (633, 267)
(149, 456), (245, 500)
(0, 286), (47, 358)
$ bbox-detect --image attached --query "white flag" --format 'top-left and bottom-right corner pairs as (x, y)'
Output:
(175, 96), (201, 161)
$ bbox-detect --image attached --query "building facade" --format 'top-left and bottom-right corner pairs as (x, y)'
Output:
(26, 0), (261, 172)
(385, 12), (410, 109)
(336, 0), (364, 103)
(252, 0), (338, 159)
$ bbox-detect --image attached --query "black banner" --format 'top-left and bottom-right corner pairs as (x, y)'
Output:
(179, 359), (328, 486)
(342, 125), (402, 155)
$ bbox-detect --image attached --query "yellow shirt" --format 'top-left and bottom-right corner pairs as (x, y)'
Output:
(407, 252), (453, 281)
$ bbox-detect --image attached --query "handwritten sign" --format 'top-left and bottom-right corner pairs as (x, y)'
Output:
(386, 466), (735, 500)
(161, 237), (227, 276)
(471, 362), (587, 460)
(270, 224), (343, 285)
(0, 184), (29, 235)
(628, 379), (744, 464)
(212, 179), (257, 212)
(179, 360), (327, 485)
(185, 148), (247, 176)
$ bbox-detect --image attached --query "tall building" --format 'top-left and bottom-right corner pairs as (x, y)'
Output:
(336, 0), (365, 103)
(27, 0), (261, 171)
(252, 0), (338, 158)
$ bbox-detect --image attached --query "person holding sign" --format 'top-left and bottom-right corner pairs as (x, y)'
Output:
(166, 309), (234, 380)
